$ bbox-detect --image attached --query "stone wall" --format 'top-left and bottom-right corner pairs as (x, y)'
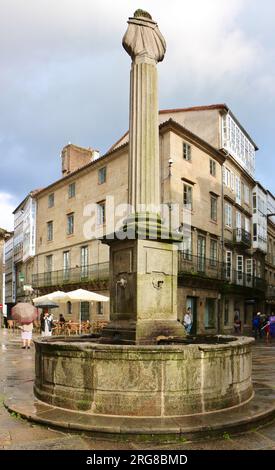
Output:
(34, 336), (254, 416)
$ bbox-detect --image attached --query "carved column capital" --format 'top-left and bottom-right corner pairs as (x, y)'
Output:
(123, 11), (166, 64)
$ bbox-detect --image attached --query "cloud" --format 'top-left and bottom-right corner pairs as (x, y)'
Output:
(0, 0), (275, 207)
(0, 193), (18, 231)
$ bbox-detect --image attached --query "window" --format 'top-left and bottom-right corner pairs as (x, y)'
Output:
(80, 301), (90, 321)
(67, 213), (74, 235)
(236, 211), (242, 229)
(210, 239), (218, 267)
(230, 172), (235, 191)
(68, 182), (75, 198)
(181, 236), (192, 260)
(224, 298), (229, 326)
(97, 302), (103, 315)
(98, 167), (107, 184)
(226, 251), (232, 280)
(223, 167), (231, 187)
(47, 221), (53, 241)
(204, 299), (216, 329)
(244, 185), (250, 205)
(225, 203), (232, 227)
(210, 159), (216, 176)
(235, 176), (241, 204)
(253, 223), (257, 242)
(183, 142), (191, 161)
(237, 255), (244, 285)
(221, 114), (255, 177)
(48, 193), (54, 208)
(183, 185), (192, 210)
(246, 258), (253, 285)
(197, 236), (206, 272)
(97, 201), (106, 225)
(210, 195), (217, 221)
(253, 193), (257, 213)
(45, 254), (53, 272)
(67, 301), (72, 315)
(63, 251), (70, 281)
(45, 255), (53, 284)
(245, 217), (250, 234)
(223, 167), (235, 190)
(81, 246), (89, 278)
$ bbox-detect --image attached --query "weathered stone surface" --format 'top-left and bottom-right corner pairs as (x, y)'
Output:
(2, 330), (275, 449)
(103, 238), (184, 343)
(34, 336), (254, 417)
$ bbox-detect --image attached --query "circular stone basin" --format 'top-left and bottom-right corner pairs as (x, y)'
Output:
(34, 335), (254, 417)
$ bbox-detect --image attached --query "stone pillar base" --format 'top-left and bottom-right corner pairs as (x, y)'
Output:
(102, 221), (185, 344)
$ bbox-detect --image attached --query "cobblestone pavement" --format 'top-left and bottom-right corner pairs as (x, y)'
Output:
(1, 328), (275, 450)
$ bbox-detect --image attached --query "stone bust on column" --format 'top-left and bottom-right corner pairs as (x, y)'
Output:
(123, 10), (166, 64)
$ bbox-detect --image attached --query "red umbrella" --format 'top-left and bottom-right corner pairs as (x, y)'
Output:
(11, 303), (38, 325)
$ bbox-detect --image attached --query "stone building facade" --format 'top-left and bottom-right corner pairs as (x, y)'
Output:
(265, 190), (275, 316)
(5, 105), (272, 333)
(0, 228), (12, 318)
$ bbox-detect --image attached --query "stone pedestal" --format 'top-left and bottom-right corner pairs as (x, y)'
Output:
(101, 235), (184, 344)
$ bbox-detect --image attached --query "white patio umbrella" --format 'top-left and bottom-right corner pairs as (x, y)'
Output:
(65, 289), (109, 333)
(65, 289), (109, 302)
(33, 291), (69, 304)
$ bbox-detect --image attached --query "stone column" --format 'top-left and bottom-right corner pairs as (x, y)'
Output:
(124, 14), (165, 212)
(101, 10), (184, 344)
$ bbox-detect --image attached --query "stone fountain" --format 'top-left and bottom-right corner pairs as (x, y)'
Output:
(32, 10), (256, 437)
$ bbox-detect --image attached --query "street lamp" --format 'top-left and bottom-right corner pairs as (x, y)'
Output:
(168, 158), (174, 177)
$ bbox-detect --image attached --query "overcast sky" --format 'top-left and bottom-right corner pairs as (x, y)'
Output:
(1, 0), (275, 230)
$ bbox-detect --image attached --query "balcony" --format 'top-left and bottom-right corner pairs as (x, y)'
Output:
(32, 263), (109, 289)
(233, 228), (252, 248)
(178, 252), (265, 291)
(226, 269), (266, 291)
(178, 253), (224, 281)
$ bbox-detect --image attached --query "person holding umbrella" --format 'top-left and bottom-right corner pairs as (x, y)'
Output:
(11, 302), (38, 349)
(40, 310), (54, 337)
(34, 300), (59, 337)
(20, 322), (34, 349)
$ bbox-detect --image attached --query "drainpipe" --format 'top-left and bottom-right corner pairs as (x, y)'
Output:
(221, 162), (225, 261)
(219, 162), (225, 334)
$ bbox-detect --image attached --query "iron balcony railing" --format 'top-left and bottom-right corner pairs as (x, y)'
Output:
(32, 262), (109, 289)
(233, 228), (252, 247)
(32, 255), (265, 291)
(178, 252), (265, 290)
(178, 252), (224, 280)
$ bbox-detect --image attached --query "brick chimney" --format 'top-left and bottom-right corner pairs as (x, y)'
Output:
(61, 144), (100, 176)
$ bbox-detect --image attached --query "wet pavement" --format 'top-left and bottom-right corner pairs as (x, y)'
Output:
(1, 328), (275, 450)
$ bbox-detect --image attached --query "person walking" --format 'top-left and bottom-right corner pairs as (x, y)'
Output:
(252, 312), (261, 339)
(183, 307), (193, 334)
(20, 322), (33, 349)
(262, 319), (271, 344)
(233, 313), (242, 334)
